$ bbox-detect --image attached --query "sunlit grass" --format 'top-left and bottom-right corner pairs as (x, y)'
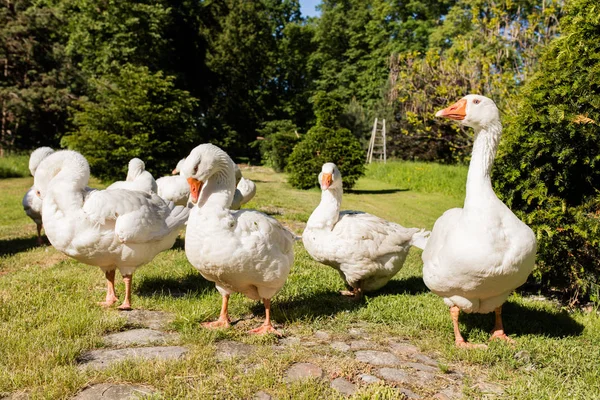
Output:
(0, 161), (598, 399)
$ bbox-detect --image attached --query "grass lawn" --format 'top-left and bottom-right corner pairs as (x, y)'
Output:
(0, 160), (599, 399)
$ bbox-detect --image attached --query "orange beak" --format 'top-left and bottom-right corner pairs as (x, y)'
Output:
(435, 98), (467, 120)
(171, 169), (178, 175)
(187, 177), (203, 203)
(321, 173), (333, 190)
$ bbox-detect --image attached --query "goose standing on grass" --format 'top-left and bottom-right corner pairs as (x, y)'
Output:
(156, 158), (190, 206)
(303, 163), (429, 298)
(422, 95), (536, 348)
(107, 158), (158, 194)
(34, 150), (189, 310)
(183, 144), (294, 336)
(230, 165), (257, 210)
(22, 147), (54, 245)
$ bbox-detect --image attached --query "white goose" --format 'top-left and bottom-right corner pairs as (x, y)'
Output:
(422, 95), (537, 348)
(156, 158), (190, 206)
(34, 150), (189, 310)
(230, 165), (257, 210)
(22, 147), (55, 245)
(183, 144), (294, 336)
(107, 158), (158, 194)
(303, 163), (429, 297)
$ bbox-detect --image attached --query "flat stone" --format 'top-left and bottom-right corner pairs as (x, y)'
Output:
(359, 374), (382, 384)
(79, 346), (187, 370)
(103, 329), (179, 347)
(413, 354), (438, 367)
(414, 371), (436, 385)
(121, 309), (174, 330)
(284, 362), (324, 382)
(404, 362), (438, 373)
(330, 341), (351, 352)
(377, 368), (410, 383)
(433, 393), (451, 400)
(72, 383), (155, 399)
(472, 382), (504, 395)
(350, 340), (377, 350)
(279, 337), (301, 346)
(253, 391), (272, 400)
(302, 341), (318, 347)
(436, 387), (462, 400)
(348, 327), (367, 337)
(215, 340), (256, 361)
(330, 377), (357, 396)
(355, 350), (401, 366)
(314, 330), (331, 340)
(401, 388), (422, 399)
(389, 341), (419, 355)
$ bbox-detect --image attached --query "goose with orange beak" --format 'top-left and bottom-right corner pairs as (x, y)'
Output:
(303, 163), (429, 298)
(422, 95), (537, 348)
(182, 143), (295, 336)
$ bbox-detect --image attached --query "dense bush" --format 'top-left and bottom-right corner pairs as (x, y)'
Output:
(494, 0), (600, 302)
(255, 120), (302, 172)
(287, 126), (365, 189)
(62, 64), (198, 180)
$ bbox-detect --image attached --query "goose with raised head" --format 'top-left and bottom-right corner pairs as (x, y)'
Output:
(183, 144), (294, 336)
(422, 95), (537, 348)
(34, 150), (189, 310)
(157, 158), (190, 206)
(230, 164), (257, 210)
(107, 158), (158, 194)
(303, 163), (429, 298)
(22, 147), (54, 245)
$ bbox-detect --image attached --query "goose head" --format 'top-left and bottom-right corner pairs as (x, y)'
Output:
(319, 162), (342, 191)
(34, 150), (90, 199)
(125, 158), (145, 182)
(436, 95), (500, 131)
(29, 147), (54, 176)
(173, 158), (186, 175)
(182, 144), (234, 203)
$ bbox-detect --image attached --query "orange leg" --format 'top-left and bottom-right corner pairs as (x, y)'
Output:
(117, 274), (133, 310)
(202, 294), (231, 329)
(489, 306), (515, 343)
(98, 270), (118, 307)
(248, 298), (282, 336)
(451, 306), (487, 349)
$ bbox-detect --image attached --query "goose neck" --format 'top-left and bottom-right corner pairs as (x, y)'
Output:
(307, 186), (342, 230)
(464, 121), (501, 208)
(197, 165), (236, 209)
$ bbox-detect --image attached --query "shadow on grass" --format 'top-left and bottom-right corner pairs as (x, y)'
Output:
(370, 276), (430, 296)
(171, 237), (185, 250)
(0, 235), (43, 256)
(271, 290), (365, 322)
(461, 301), (584, 339)
(136, 270), (213, 299)
(347, 188), (408, 195)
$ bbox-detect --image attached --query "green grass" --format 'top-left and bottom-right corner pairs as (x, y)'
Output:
(1, 161), (599, 399)
(365, 161), (468, 199)
(0, 154), (29, 179)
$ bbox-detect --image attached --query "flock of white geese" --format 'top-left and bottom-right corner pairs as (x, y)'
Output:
(22, 95), (536, 347)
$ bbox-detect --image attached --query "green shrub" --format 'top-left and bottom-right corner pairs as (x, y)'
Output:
(494, 0), (600, 302)
(255, 120), (301, 172)
(62, 64), (198, 181)
(287, 126), (365, 189)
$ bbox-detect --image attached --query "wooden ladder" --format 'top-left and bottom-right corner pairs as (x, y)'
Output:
(366, 118), (386, 164)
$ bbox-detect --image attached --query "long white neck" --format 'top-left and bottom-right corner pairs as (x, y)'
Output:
(197, 160), (236, 209)
(43, 152), (90, 210)
(464, 120), (502, 209)
(306, 186), (342, 230)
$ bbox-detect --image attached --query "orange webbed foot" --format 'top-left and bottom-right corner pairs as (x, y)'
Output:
(201, 318), (231, 329)
(455, 339), (488, 349)
(97, 296), (118, 308)
(490, 331), (516, 344)
(248, 324), (282, 337)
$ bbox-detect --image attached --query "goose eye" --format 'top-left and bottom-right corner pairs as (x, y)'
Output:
(473, 99), (481, 105)
(193, 165), (198, 174)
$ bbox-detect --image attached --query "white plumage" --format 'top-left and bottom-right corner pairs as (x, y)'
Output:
(230, 164), (257, 210)
(422, 94), (537, 347)
(156, 158), (190, 206)
(22, 147), (54, 245)
(107, 158), (158, 194)
(303, 163), (429, 296)
(183, 143), (294, 335)
(34, 150), (189, 310)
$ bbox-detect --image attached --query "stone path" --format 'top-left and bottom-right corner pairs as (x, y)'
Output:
(47, 308), (503, 399)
